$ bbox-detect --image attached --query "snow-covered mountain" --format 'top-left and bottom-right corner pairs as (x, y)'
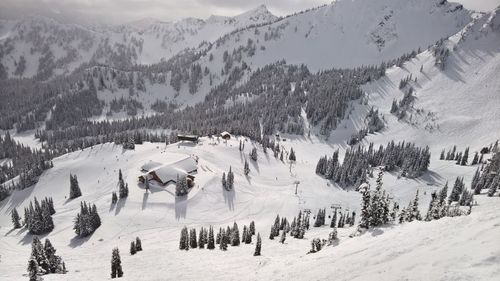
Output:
(0, 5), (277, 79)
(0, 2), (500, 280)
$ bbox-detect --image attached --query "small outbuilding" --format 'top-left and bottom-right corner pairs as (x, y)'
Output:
(177, 134), (199, 143)
(220, 131), (231, 140)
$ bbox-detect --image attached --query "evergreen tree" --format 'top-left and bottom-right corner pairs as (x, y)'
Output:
(231, 222), (240, 246)
(359, 184), (371, 228)
(471, 152), (479, 165)
(190, 228), (198, 248)
(27, 256), (38, 281)
(250, 148), (258, 161)
(135, 237), (142, 251)
(449, 177), (464, 203)
(221, 172), (227, 189)
(111, 248), (123, 278)
(461, 147), (469, 166)
(207, 226), (215, 249)
(179, 226), (189, 250)
(226, 167), (234, 190)
(289, 148), (296, 161)
(249, 221), (255, 235)
(130, 241), (136, 255)
(69, 174), (82, 199)
(254, 233), (261, 256)
(219, 229), (228, 251)
(11, 207), (21, 229)
(487, 176), (498, 197)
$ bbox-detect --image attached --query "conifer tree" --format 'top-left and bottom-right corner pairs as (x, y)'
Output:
(11, 207), (21, 229)
(207, 226), (215, 249)
(130, 241), (136, 255)
(135, 237), (142, 251)
(330, 210), (337, 228)
(69, 174), (82, 199)
(190, 228), (198, 248)
(179, 226), (189, 250)
(289, 148), (296, 161)
(219, 229), (227, 251)
(360, 184), (371, 228)
(250, 148), (258, 161)
(221, 172), (227, 189)
(254, 233), (261, 256)
(111, 248), (123, 278)
(461, 147), (469, 166)
(226, 167), (234, 191)
(249, 221), (255, 235)
(27, 256), (38, 281)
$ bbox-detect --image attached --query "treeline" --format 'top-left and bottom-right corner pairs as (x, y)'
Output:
(316, 141), (431, 188)
(472, 150), (500, 196)
(22, 196), (56, 235)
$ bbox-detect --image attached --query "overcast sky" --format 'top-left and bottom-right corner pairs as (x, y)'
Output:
(0, 0), (498, 25)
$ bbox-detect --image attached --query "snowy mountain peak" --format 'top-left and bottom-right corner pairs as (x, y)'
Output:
(233, 4), (277, 25)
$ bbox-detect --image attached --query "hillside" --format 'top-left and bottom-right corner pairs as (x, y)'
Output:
(0, 5), (500, 280)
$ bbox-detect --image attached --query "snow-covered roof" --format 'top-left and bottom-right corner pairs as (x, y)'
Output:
(150, 156), (197, 184)
(140, 161), (162, 172)
(221, 131), (230, 136)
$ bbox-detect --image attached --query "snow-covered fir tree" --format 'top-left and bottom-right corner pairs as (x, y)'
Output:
(254, 233), (261, 256)
(250, 147), (258, 161)
(74, 201), (101, 237)
(69, 174), (82, 199)
(111, 248), (123, 278)
(11, 207), (21, 229)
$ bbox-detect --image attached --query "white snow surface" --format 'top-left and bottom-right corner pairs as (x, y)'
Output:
(1, 3), (500, 281)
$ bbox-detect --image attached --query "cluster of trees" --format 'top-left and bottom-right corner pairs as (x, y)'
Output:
(440, 145), (481, 166)
(69, 174), (82, 199)
(316, 141), (431, 188)
(390, 86), (415, 120)
(0, 132), (54, 198)
(74, 202), (101, 237)
(180, 222), (258, 254)
(222, 167), (234, 191)
(349, 108), (385, 146)
(330, 210), (356, 228)
(309, 228), (338, 254)
(22, 197), (55, 234)
(359, 171), (397, 228)
(472, 150), (500, 197)
(269, 211), (310, 241)
(27, 237), (66, 281)
(129, 237), (143, 255)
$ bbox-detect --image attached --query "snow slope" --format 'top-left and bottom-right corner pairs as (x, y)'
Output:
(1, 3), (500, 281)
(0, 5), (277, 79)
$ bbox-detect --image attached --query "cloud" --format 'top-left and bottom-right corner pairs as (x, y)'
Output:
(0, 0), (497, 25)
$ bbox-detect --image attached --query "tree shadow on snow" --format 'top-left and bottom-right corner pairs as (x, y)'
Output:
(175, 195), (187, 220)
(249, 159), (260, 174)
(69, 232), (95, 248)
(114, 197), (127, 216)
(222, 187), (235, 211)
(18, 231), (49, 245)
(142, 192), (149, 210)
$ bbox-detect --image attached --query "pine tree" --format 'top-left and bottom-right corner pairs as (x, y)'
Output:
(207, 226), (215, 249)
(135, 237), (142, 251)
(11, 207), (21, 229)
(471, 152), (479, 165)
(461, 147), (469, 166)
(487, 176), (499, 197)
(289, 148), (296, 161)
(250, 148), (258, 161)
(111, 248), (123, 278)
(69, 174), (82, 199)
(249, 221), (255, 235)
(27, 256), (38, 281)
(130, 241), (136, 255)
(254, 233), (261, 256)
(439, 149), (445, 160)
(179, 226), (189, 250)
(221, 172), (227, 189)
(226, 167), (234, 190)
(219, 229), (227, 251)
(190, 229), (198, 248)
(359, 184), (371, 228)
